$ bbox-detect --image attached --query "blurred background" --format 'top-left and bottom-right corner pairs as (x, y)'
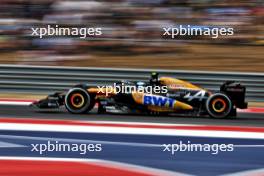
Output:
(0, 0), (263, 71)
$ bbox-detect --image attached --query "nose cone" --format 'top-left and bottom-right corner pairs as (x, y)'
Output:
(29, 100), (41, 109)
(29, 98), (52, 109)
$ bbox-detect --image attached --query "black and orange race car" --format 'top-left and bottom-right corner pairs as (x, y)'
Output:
(31, 73), (247, 118)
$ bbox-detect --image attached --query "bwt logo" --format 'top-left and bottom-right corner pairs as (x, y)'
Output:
(144, 95), (175, 108)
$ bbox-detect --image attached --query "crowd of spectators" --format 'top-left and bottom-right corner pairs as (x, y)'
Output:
(0, 0), (263, 58)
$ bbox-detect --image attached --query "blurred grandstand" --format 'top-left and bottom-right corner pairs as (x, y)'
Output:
(0, 0), (263, 71)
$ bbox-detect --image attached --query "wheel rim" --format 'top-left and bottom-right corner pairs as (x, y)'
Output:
(212, 98), (226, 113)
(206, 93), (232, 118)
(70, 93), (85, 108)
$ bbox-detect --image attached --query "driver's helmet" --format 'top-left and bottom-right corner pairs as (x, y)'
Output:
(115, 80), (134, 87)
(136, 81), (146, 87)
(150, 72), (159, 85)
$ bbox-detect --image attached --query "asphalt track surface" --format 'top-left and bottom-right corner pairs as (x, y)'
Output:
(0, 105), (264, 127)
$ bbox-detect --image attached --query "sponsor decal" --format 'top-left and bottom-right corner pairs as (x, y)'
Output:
(168, 84), (185, 89)
(143, 95), (175, 108)
(184, 90), (206, 101)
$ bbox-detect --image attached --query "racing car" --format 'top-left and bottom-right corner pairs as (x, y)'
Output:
(31, 73), (248, 118)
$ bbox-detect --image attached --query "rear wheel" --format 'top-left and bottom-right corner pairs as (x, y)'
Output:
(65, 88), (95, 114)
(206, 93), (233, 119)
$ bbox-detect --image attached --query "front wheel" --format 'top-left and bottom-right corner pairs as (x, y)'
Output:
(206, 93), (233, 119)
(65, 88), (95, 114)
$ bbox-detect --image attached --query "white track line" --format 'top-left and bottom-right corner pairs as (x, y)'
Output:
(0, 134), (160, 148)
(0, 123), (264, 139)
(222, 168), (264, 176)
(0, 101), (33, 105)
(0, 141), (25, 148)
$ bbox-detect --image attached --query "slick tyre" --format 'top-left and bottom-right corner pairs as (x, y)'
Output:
(206, 93), (233, 119)
(65, 88), (95, 114)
